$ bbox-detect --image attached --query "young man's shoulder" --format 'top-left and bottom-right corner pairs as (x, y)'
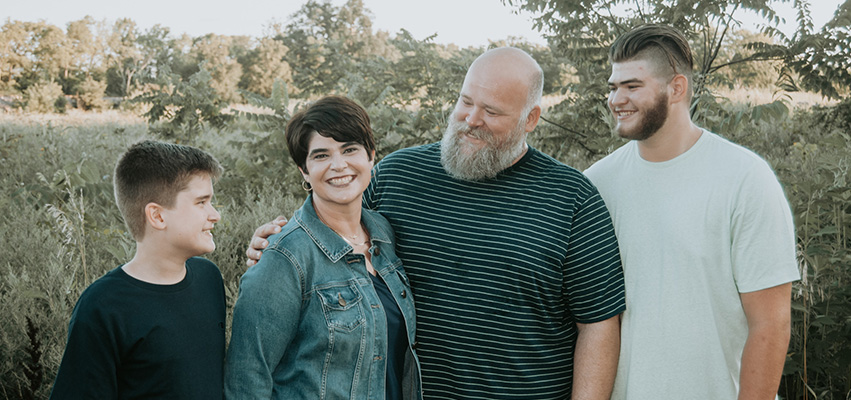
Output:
(705, 131), (773, 169)
(585, 141), (632, 176)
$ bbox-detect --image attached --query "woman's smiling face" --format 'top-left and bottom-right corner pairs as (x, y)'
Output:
(300, 132), (374, 209)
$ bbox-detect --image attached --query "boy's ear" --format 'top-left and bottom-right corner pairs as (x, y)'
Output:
(145, 202), (168, 231)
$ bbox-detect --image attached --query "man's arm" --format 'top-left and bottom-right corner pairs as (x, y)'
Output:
(738, 282), (792, 400)
(245, 216), (287, 266)
(572, 315), (620, 400)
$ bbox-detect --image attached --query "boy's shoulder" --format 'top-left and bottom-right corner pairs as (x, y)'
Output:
(186, 256), (220, 273)
(79, 265), (130, 297)
(70, 266), (134, 320)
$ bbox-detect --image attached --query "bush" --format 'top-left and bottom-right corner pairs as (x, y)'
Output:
(24, 82), (65, 114)
(77, 77), (109, 111)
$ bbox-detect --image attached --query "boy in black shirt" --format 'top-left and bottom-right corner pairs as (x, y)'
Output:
(50, 140), (226, 399)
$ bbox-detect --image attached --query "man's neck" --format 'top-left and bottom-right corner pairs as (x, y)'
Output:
(636, 116), (702, 163)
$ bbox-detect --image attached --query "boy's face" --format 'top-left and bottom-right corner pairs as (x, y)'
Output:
(161, 173), (220, 257)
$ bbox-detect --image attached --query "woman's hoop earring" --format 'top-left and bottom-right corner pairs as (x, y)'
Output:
(302, 181), (312, 191)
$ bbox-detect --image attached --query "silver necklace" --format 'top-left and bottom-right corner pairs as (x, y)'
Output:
(317, 211), (369, 246)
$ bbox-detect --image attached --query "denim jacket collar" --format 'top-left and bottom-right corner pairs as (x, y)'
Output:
(293, 195), (392, 264)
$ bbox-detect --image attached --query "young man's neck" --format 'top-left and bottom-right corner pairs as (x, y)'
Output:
(636, 109), (702, 162)
(122, 240), (191, 285)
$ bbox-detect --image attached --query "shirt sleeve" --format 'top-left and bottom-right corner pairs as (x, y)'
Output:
(224, 247), (304, 398)
(731, 160), (800, 292)
(362, 161), (382, 210)
(50, 291), (120, 399)
(562, 186), (626, 324)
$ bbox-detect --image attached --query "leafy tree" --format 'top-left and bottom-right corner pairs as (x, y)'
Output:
(30, 22), (71, 85)
(239, 37), (293, 97)
(190, 34), (244, 103)
(135, 64), (231, 143)
(65, 17), (108, 81)
(712, 29), (780, 89)
(0, 20), (56, 92)
(105, 20), (169, 97)
(763, 0), (851, 99)
(0, 20), (32, 92)
(77, 76), (108, 110)
(278, 0), (397, 95)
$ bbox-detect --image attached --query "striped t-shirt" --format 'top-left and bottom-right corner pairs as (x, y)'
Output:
(364, 143), (625, 399)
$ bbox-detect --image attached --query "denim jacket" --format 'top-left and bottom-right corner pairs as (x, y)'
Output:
(225, 196), (422, 399)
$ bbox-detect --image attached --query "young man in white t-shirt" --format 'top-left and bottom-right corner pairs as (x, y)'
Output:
(585, 24), (800, 400)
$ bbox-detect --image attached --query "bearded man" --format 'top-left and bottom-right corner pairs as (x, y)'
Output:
(585, 25), (799, 399)
(246, 47), (626, 400)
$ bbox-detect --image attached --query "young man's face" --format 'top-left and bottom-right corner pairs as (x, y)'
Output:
(607, 58), (671, 141)
(161, 173), (220, 256)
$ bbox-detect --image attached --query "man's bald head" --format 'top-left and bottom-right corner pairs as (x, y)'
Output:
(467, 47), (544, 114)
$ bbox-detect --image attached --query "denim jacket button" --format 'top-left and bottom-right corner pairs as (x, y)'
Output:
(338, 293), (347, 307)
(374, 247), (381, 256)
(401, 289), (407, 298)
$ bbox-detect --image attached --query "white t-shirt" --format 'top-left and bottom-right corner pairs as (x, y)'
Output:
(585, 131), (799, 399)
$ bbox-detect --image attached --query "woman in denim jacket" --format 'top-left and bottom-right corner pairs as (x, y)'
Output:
(225, 96), (422, 399)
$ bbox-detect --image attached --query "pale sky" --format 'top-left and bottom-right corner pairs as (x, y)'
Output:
(2, 0), (844, 48)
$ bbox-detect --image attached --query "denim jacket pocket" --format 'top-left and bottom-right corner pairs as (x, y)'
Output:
(316, 283), (365, 332)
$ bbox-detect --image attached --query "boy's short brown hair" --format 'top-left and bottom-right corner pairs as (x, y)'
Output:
(113, 140), (222, 240)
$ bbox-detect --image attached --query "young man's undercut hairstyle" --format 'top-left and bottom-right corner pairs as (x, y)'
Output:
(286, 95), (376, 171)
(114, 140), (222, 240)
(610, 24), (695, 98)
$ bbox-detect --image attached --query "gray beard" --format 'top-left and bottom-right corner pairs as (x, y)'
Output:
(440, 118), (526, 181)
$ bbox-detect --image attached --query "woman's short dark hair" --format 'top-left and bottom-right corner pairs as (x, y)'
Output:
(286, 96), (375, 171)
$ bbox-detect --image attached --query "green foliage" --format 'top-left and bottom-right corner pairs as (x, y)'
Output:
(720, 99), (851, 399)
(190, 34), (244, 103)
(135, 64), (231, 144)
(23, 81), (64, 113)
(712, 29), (781, 89)
(0, 122), (145, 399)
(77, 76), (109, 111)
(239, 38), (293, 97)
(276, 0), (401, 96)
